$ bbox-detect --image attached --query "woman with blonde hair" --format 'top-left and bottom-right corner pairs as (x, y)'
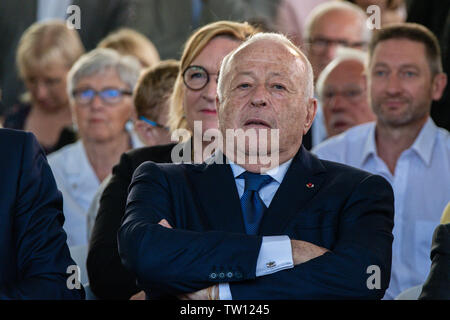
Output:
(87, 20), (257, 300)
(3, 20), (85, 154)
(97, 28), (160, 69)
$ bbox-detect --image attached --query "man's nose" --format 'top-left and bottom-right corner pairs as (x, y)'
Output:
(386, 74), (403, 95)
(250, 84), (268, 107)
(328, 93), (347, 113)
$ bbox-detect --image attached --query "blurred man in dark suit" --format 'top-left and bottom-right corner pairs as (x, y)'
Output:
(0, 129), (84, 299)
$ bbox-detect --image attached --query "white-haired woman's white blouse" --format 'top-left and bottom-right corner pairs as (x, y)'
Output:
(48, 129), (144, 247)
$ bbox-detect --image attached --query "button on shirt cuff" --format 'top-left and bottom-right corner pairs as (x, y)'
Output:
(256, 235), (293, 276)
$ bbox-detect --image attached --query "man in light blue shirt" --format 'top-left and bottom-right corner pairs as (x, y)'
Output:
(313, 23), (449, 299)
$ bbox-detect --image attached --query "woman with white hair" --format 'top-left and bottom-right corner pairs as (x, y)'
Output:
(48, 48), (143, 247)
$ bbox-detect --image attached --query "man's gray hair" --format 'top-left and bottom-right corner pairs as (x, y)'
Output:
(303, 1), (371, 43)
(67, 48), (141, 100)
(217, 32), (314, 103)
(316, 47), (367, 100)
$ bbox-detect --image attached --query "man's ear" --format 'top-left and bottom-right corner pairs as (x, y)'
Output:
(303, 97), (317, 135)
(431, 73), (447, 101)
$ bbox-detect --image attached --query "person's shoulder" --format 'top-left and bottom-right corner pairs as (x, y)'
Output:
(312, 151), (389, 188)
(0, 128), (37, 152)
(2, 103), (31, 130)
(435, 125), (450, 148)
(312, 122), (374, 158)
(0, 127), (31, 140)
(47, 140), (81, 166)
(124, 143), (177, 163)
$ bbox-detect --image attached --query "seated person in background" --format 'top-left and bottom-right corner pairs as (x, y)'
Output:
(301, 1), (372, 149)
(86, 59), (179, 240)
(316, 47), (375, 138)
(133, 59), (179, 147)
(3, 20), (85, 154)
(313, 23), (449, 299)
(441, 203), (450, 225)
(419, 215), (450, 299)
(97, 28), (160, 69)
(87, 21), (257, 300)
(0, 129), (84, 299)
(48, 48), (143, 247)
(118, 32), (395, 300)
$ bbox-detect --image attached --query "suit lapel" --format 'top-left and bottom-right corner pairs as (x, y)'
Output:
(259, 147), (327, 235)
(187, 152), (246, 233)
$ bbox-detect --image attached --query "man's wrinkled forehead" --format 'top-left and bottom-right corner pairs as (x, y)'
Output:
(228, 40), (306, 72)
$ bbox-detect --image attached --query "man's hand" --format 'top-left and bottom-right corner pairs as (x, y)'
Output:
(130, 290), (146, 300)
(158, 219), (172, 229)
(178, 285), (219, 300)
(291, 240), (329, 265)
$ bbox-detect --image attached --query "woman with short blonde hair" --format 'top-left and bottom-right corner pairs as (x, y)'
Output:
(97, 28), (160, 69)
(3, 20), (85, 154)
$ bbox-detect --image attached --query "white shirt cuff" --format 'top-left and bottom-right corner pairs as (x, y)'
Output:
(256, 235), (293, 276)
(218, 283), (232, 300)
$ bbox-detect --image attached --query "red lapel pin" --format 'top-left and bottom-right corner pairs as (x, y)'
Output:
(306, 182), (314, 188)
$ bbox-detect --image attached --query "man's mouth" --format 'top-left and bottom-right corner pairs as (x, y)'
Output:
(244, 119), (272, 129)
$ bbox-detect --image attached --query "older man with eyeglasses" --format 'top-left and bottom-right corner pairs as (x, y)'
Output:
(301, 1), (372, 150)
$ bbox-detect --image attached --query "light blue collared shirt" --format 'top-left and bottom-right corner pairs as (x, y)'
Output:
(218, 159), (295, 300)
(312, 117), (450, 299)
(37, 0), (72, 21)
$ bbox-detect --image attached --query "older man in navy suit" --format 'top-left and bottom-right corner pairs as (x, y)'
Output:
(119, 33), (394, 300)
(0, 129), (84, 299)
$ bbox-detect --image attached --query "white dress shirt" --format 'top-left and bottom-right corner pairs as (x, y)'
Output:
(218, 159), (295, 300)
(312, 118), (450, 299)
(48, 130), (144, 247)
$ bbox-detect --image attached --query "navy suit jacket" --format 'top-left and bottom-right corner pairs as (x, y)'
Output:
(0, 129), (84, 299)
(119, 147), (394, 299)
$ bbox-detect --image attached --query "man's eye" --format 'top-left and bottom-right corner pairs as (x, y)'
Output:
(346, 89), (361, 97)
(403, 71), (417, 78)
(238, 83), (250, 89)
(324, 92), (335, 99)
(374, 70), (387, 77)
(273, 84), (286, 90)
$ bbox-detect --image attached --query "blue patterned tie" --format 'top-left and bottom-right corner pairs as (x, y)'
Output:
(239, 171), (273, 235)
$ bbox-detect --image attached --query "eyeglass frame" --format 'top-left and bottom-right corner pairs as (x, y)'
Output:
(139, 116), (169, 130)
(72, 87), (133, 105)
(322, 86), (366, 104)
(182, 65), (217, 91)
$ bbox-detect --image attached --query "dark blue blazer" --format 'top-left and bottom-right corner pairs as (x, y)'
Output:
(0, 129), (84, 299)
(119, 147), (394, 299)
